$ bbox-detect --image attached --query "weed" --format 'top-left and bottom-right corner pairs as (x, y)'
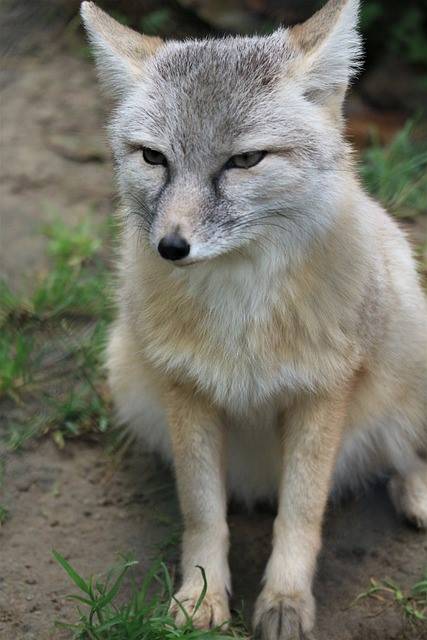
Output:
(0, 504), (8, 526)
(0, 328), (35, 400)
(354, 571), (427, 623)
(0, 217), (113, 451)
(31, 218), (111, 321)
(360, 121), (427, 219)
(0, 218), (112, 324)
(44, 218), (102, 267)
(1, 322), (110, 450)
(412, 574), (427, 602)
(4, 417), (45, 451)
(0, 279), (29, 326)
(53, 550), (249, 639)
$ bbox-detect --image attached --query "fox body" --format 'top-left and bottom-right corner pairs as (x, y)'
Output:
(82, 1), (427, 637)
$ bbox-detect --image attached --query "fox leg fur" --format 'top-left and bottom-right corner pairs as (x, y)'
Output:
(254, 391), (348, 640)
(166, 386), (231, 629)
(389, 457), (427, 530)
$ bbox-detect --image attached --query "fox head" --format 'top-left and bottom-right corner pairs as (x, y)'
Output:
(82, 0), (362, 267)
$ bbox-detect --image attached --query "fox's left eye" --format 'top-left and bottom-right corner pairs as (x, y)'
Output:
(226, 150), (266, 170)
(142, 147), (167, 166)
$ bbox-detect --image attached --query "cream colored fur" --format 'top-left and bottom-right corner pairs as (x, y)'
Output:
(81, 1), (427, 637)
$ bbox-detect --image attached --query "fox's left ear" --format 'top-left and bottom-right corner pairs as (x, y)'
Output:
(288, 0), (362, 116)
(80, 1), (163, 99)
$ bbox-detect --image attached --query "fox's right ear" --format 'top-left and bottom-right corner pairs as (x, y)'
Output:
(287, 0), (362, 118)
(80, 2), (163, 98)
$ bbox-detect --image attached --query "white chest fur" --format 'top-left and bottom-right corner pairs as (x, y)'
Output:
(134, 250), (355, 414)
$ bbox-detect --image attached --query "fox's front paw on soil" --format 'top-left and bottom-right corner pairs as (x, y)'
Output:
(389, 474), (427, 530)
(169, 588), (230, 629)
(254, 591), (316, 640)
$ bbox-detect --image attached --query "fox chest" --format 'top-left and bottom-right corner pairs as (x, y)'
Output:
(140, 296), (348, 412)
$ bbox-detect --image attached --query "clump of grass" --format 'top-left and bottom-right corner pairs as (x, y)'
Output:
(0, 328), (36, 400)
(1, 321), (111, 451)
(360, 120), (427, 219)
(0, 504), (9, 526)
(355, 571), (427, 623)
(53, 551), (248, 639)
(44, 218), (102, 266)
(0, 279), (29, 326)
(0, 218), (111, 325)
(0, 217), (114, 450)
(34, 218), (109, 316)
(32, 218), (111, 321)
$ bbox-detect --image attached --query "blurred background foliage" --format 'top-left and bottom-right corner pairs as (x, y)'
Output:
(2, 0), (426, 115)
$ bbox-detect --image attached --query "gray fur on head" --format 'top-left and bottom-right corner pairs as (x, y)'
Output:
(81, 0), (362, 265)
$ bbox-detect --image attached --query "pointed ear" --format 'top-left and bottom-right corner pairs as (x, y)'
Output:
(288, 0), (362, 115)
(80, 2), (163, 98)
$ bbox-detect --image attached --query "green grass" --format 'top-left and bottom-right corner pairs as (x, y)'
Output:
(0, 328), (35, 399)
(0, 504), (9, 526)
(0, 217), (114, 450)
(360, 120), (427, 219)
(32, 218), (110, 320)
(0, 218), (112, 324)
(355, 571), (427, 623)
(53, 551), (249, 639)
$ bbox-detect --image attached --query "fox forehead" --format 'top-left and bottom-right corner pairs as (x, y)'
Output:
(153, 33), (290, 87)
(83, 0), (362, 134)
(115, 36), (311, 155)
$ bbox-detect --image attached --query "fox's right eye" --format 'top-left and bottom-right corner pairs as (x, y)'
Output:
(142, 147), (167, 166)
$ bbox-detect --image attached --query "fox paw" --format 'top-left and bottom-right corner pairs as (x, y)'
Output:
(389, 473), (427, 529)
(169, 588), (230, 629)
(254, 591), (315, 640)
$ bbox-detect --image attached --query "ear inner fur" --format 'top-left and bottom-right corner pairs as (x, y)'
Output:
(286, 0), (362, 114)
(80, 1), (163, 94)
(290, 0), (352, 53)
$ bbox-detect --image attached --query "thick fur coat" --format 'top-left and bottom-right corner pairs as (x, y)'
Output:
(82, 1), (427, 637)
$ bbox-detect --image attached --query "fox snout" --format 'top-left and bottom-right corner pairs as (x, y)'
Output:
(157, 232), (191, 261)
(154, 214), (196, 263)
(151, 182), (207, 263)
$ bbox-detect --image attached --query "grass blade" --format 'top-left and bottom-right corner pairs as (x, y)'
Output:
(53, 549), (92, 595)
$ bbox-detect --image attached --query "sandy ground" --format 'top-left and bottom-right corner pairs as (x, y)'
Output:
(1, 23), (426, 640)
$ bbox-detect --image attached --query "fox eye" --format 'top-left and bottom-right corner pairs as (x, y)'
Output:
(142, 147), (167, 166)
(226, 150), (266, 169)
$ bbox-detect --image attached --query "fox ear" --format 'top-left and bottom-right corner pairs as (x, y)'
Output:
(288, 0), (362, 114)
(80, 2), (163, 98)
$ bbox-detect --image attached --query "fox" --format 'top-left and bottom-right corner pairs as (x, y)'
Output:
(81, 1), (427, 638)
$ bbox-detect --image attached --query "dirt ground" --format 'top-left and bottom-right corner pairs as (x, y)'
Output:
(1, 19), (426, 640)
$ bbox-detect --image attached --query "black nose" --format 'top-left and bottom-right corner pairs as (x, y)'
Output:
(158, 233), (190, 261)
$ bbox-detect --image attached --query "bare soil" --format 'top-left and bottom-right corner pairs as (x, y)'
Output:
(0, 21), (426, 640)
